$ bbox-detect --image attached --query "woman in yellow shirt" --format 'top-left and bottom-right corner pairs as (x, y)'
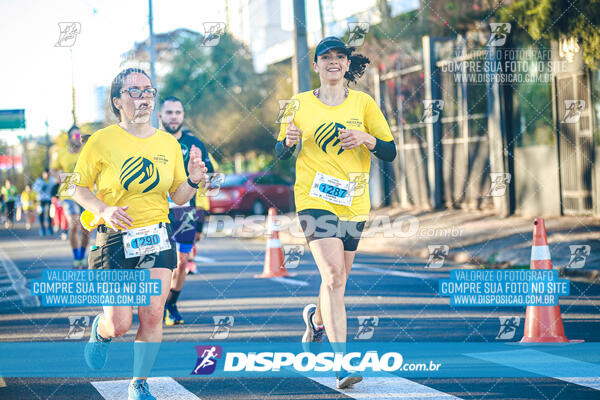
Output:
(72, 68), (207, 400)
(276, 37), (396, 389)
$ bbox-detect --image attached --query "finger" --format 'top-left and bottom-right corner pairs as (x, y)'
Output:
(117, 211), (134, 226)
(121, 205), (129, 211)
(112, 219), (128, 230)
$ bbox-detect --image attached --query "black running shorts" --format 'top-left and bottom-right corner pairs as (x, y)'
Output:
(88, 223), (177, 270)
(297, 209), (366, 251)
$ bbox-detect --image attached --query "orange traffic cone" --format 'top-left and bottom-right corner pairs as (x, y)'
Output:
(255, 208), (291, 278)
(521, 218), (580, 343)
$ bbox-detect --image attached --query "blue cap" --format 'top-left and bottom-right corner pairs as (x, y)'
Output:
(314, 36), (351, 62)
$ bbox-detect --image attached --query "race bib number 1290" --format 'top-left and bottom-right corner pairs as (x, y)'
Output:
(122, 224), (171, 259)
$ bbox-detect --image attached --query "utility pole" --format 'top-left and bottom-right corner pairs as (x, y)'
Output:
(318, 0), (326, 38)
(45, 119), (50, 170)
(70, 49), (77, 125)
(148, 0), (158, 127)
(292, 0), (311, 94)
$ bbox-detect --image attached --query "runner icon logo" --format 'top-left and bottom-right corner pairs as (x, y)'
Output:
(65, 316), (90, 340)
(421, 100), (444, 124)
(210, 316), (234, 340)
(58, 172), (81, 197)
(566, 245), (591, 269)
(354, 316), (378, 340)
(426, 245), (449, 268)
(561, 100), (586, 124)
(201, 22), (226, 46)
(348, 172), (368, 198)
(276, 99), (300, 123)
(486, 173), (511, 197)
(487, 23), (511, 47)
(346, 22), (370, 47)
(192, 345), (222, 375)
(283, 245), (304, 269)
(55, 22), (81, 47)
(496, 316), (520, 340)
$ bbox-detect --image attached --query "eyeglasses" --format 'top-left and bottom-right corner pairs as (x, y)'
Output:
(120, 87), (157, 98)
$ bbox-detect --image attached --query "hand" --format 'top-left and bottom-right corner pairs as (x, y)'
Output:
(285, 116), (302, 147)
(100, 205), (133, 230)
(338, 129), (374, 150)
(188, 145), (209, 186)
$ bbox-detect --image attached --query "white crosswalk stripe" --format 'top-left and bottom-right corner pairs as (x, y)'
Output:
(310, 376), (464, 399)
(92, 377), (201, 400)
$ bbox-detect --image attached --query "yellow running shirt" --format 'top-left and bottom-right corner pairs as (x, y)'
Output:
(74, 124), (187, 228)
(277, 89), (393, 221)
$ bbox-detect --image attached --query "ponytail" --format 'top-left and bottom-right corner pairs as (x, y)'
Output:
(344, 49), (370, 84)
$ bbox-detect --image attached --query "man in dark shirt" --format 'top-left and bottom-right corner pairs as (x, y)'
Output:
(159, 96), (214, 325)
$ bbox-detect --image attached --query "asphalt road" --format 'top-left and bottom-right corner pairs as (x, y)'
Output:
(1, 223), (599, 399)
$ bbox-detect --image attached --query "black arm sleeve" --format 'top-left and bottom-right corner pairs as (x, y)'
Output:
(275, 139), (296, 160)
(371, 139), (397, 162)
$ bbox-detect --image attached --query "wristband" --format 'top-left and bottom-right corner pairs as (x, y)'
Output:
(187, 177), (200, 189)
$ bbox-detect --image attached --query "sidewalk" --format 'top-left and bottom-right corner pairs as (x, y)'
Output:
(273, 207), (600, 282)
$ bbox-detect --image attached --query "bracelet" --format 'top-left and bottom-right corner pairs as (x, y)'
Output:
(187, 177), (200, 189)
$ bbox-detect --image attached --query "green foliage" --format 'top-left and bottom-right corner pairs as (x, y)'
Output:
(160, 33), (283, 159)
(500, 0), (600, 68)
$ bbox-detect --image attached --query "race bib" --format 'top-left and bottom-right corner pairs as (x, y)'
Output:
(122, 223), (171, 259)
(309, 172), (356, 206)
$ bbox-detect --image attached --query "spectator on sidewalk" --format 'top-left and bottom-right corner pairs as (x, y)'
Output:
(33, 170), (56, 236)
(1, 179), (18, 229)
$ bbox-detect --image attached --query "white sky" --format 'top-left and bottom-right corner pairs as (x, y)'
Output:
(0, 0), (227, 144)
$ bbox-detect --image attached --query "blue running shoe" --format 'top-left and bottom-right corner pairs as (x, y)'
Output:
(165, 302), (184, 325)
(84, 313), (111, 370)
(128, 379), (156, 400)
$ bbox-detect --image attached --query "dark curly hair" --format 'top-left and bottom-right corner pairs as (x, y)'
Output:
(344, 48), (370, 84)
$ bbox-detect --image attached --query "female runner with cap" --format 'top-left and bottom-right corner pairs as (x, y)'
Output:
(276, 36), (396, 389)
(72, 67), (207, 400)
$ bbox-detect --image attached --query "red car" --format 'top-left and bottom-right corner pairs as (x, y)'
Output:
(209, 173), (294, 215)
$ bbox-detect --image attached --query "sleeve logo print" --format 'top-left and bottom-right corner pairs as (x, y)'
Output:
(315, 122), (346, 155)
(120, 156), (160, 193)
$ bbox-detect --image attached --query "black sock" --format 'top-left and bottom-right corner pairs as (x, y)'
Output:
(166, 289), (180, 305)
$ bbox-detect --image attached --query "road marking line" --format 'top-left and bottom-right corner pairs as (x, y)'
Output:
(310, 376), (463, 399)
(466, 349), (600, 391)
(0, 246), (39, 307)
(193, 256), (216, 263)
(353, 264), (443, 280)
(92, 377), (201, 399)
(270, 277), (309, 286)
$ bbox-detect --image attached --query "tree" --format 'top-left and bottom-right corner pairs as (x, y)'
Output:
(160, 33), (281, 159)
(500, 0), (600, 68)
